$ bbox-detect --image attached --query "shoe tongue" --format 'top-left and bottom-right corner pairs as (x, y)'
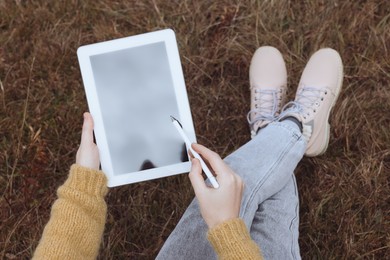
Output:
(297, 87), (322, 108)
(255, 90), (279, 114)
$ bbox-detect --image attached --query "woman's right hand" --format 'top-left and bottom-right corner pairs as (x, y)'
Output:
(188, 143), (244, 229)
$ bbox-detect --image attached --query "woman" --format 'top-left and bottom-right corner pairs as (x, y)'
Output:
(33, 46), (342, 259)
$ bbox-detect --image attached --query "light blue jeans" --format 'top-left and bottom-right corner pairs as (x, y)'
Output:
(157, 121), (306, 259)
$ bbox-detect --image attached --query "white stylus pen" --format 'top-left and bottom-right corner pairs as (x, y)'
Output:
(170, 116), (219, 189)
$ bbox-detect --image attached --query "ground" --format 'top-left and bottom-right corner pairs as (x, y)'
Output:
(0, 0), (389, 259)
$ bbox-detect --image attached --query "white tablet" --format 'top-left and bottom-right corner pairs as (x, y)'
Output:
(77, 29), (196, 187)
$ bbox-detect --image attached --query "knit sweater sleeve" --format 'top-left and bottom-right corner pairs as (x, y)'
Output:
(33, 164), (108, 260)
(207, 218), (263, 260)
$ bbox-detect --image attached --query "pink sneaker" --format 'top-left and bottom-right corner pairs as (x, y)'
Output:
(247, 46), (287, 138)
(279, 48), (343, 156)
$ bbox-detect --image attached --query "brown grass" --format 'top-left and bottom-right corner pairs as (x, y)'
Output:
(1, 0), (389, 259)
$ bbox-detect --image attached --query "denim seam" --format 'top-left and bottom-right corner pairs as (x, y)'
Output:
(289, 176), (300, 260)
(241, 131), (298, 218)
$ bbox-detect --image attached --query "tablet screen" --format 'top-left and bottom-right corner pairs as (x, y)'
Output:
(90, 42), (187, 175)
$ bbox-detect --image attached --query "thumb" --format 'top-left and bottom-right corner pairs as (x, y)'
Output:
(81, 112), (94, 145)
(188, 158), (206, 195)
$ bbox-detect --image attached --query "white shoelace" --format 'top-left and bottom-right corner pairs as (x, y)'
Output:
(278, 86), (327, 120)
(247, 89), (280, 126)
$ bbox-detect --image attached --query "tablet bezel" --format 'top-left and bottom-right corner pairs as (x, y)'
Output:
(77, 29), (196, 187)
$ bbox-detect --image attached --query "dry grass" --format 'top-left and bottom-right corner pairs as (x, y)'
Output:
(1, 0), (389, 259)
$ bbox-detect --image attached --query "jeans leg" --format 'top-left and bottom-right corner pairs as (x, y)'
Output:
(156, 199), (214, 260)
(157, 122), (306, 259)
(223, 122), (305, 225)
(250, 175), (301, 260)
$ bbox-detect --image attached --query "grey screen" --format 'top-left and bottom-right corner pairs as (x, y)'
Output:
(90, 42), (186, 175)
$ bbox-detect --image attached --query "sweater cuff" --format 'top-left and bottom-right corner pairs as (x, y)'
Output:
(64, 164), (108, 197)
(207, 218), (261, 259)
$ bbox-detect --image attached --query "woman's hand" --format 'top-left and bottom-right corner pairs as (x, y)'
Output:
(76, 112), (100, 170)
(188, 143), (244, 229)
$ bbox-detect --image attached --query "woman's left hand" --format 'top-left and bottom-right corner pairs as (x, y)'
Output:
(76, 112), (100, 170)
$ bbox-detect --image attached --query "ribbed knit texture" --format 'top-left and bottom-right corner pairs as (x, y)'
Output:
(33, 164), (108, 260)
(33, 166), (263, 259)
(207, 218), (263, 260)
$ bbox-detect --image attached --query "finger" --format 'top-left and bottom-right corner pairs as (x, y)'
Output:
(188, 158), (207, 194)
(81, 112), (94, 145)
(237, 175), (244, 193)
(188, 150), (194, 160)
(191, 143), (225, 172)
(192, 143), (221, 161)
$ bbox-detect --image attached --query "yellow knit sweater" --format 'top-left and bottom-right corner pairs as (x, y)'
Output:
(33, 164), (263, 259)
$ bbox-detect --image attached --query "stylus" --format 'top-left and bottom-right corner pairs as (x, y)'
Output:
(170, 116), (220, 189)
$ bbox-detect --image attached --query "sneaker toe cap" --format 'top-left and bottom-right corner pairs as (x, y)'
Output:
(299, 48), (343, 92)
(250, 46), (287, 89)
